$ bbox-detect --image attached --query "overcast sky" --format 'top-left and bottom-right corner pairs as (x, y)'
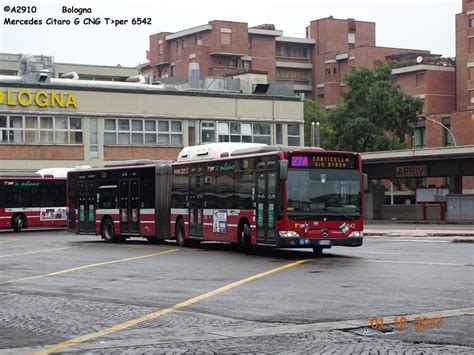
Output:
(0, 0), (461, 67)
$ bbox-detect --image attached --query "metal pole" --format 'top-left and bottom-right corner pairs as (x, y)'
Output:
(311, 122), (315, 147)
(316, 122), (320, 148)
(390, 181), (394, 205)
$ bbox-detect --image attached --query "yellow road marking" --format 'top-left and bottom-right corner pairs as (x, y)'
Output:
(0, 239), (16, 244)
(35, 258), (311, 354)
(0, 245), (83, 258)
(0, 248), (178, 285)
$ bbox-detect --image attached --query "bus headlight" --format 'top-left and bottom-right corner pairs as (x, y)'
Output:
(279, 231), (301, 238)
(348, 231), (363, 237)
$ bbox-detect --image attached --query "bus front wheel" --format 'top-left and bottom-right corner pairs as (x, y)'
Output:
(176, 220), (188, 247)
(12, 215), (25, 232)
(101, 218), (117, 243)
(312, 247), (324, 256)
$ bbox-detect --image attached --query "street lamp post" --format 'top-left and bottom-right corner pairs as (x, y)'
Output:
(316, 122), (320, 148)
(420, 116), (457, 147)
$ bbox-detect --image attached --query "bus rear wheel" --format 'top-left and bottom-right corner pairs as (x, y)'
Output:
(12, 215), (25, 232)
(239, 222), (252, 254)
(101, 218), (117, 243)
(176, 220), (188, 247)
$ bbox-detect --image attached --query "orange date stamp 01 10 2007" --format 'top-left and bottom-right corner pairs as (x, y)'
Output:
(370, 316), (444, 331)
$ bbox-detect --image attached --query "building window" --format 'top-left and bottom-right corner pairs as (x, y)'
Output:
(442, 117), (452, 147)
(242, 60), (251, 70)
(212, 121), (271, 144)
(276, 45), (288, 57)
(251, 123), (271, 144)
(287, 124), (300, 146)
(470, 15), (474, 28)
(276, 46), (308, 58)
(0, 115), (82, 145)
(220, 32), (231, 45)
(469, 37), (474, 54)
(176, 40), (182, 55)
(416, 72), (425, 87)
(201, 121), (216, 143)
(413, 127), (426, 148)
(276, 124), (283, 144)
(104, 118), (182, 146)
(188, 121), (196, 146)
(90, 117), (98, 158)
(348, 32), (355, 48)
(470, 67), (474, 81)
(470, 90), (474, 105)
(195, 35), (203, 46)
(276, 68), (309, 80)
(317, 87), (324, 99)
(159, 43), (163, 55)
(229, 59), (237, 69)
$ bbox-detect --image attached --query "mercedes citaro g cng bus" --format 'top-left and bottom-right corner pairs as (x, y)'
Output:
(67, 144), (366, 254)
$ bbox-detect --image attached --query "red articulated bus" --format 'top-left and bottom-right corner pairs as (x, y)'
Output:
(171, 144), (365, 254)
(0, 173), (67, 232)
(67, 144), (366, 254)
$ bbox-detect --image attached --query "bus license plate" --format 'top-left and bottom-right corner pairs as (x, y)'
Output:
(318, 240), (332, 246)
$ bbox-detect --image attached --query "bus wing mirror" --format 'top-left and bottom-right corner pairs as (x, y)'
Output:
(363, 173), (369, 191)
(280, 160), (288, 180)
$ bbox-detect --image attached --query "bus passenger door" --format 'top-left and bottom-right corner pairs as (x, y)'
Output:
(256, 171), (277, 245)
(119, 179), (140, 235)
(78, 181), (96, 234)
(189, 175), (203, 238)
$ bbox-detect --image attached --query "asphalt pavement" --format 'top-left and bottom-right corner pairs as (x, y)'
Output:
(0, 229), (473, 354)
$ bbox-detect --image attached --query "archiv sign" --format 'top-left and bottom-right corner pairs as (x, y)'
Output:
(0, 89), (77, 108)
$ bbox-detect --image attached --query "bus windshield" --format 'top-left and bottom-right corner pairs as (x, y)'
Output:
(286, 168), (361, 221)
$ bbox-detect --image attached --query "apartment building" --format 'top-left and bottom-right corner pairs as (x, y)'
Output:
(147, 18), (429, 102)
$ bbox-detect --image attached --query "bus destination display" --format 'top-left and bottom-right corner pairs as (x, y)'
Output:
(290, 154), (357, 169)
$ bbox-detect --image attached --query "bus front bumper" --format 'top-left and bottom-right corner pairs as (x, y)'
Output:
(277, 237), (363, 248)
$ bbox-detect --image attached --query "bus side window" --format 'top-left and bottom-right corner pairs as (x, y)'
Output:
(171, 175), (188, 208)
(216, 174), (233, 209)
(204, 175), (216, 209)
(98, 184), (118, 209)
(235, 171), (253, 210)
(141, 179), (154, 209)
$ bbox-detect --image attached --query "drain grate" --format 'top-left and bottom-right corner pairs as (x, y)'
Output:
(349, 326), (394, 336)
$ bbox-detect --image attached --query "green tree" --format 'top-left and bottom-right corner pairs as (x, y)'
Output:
(327, 64), (423, 152)
(303, 99), (335, 148)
